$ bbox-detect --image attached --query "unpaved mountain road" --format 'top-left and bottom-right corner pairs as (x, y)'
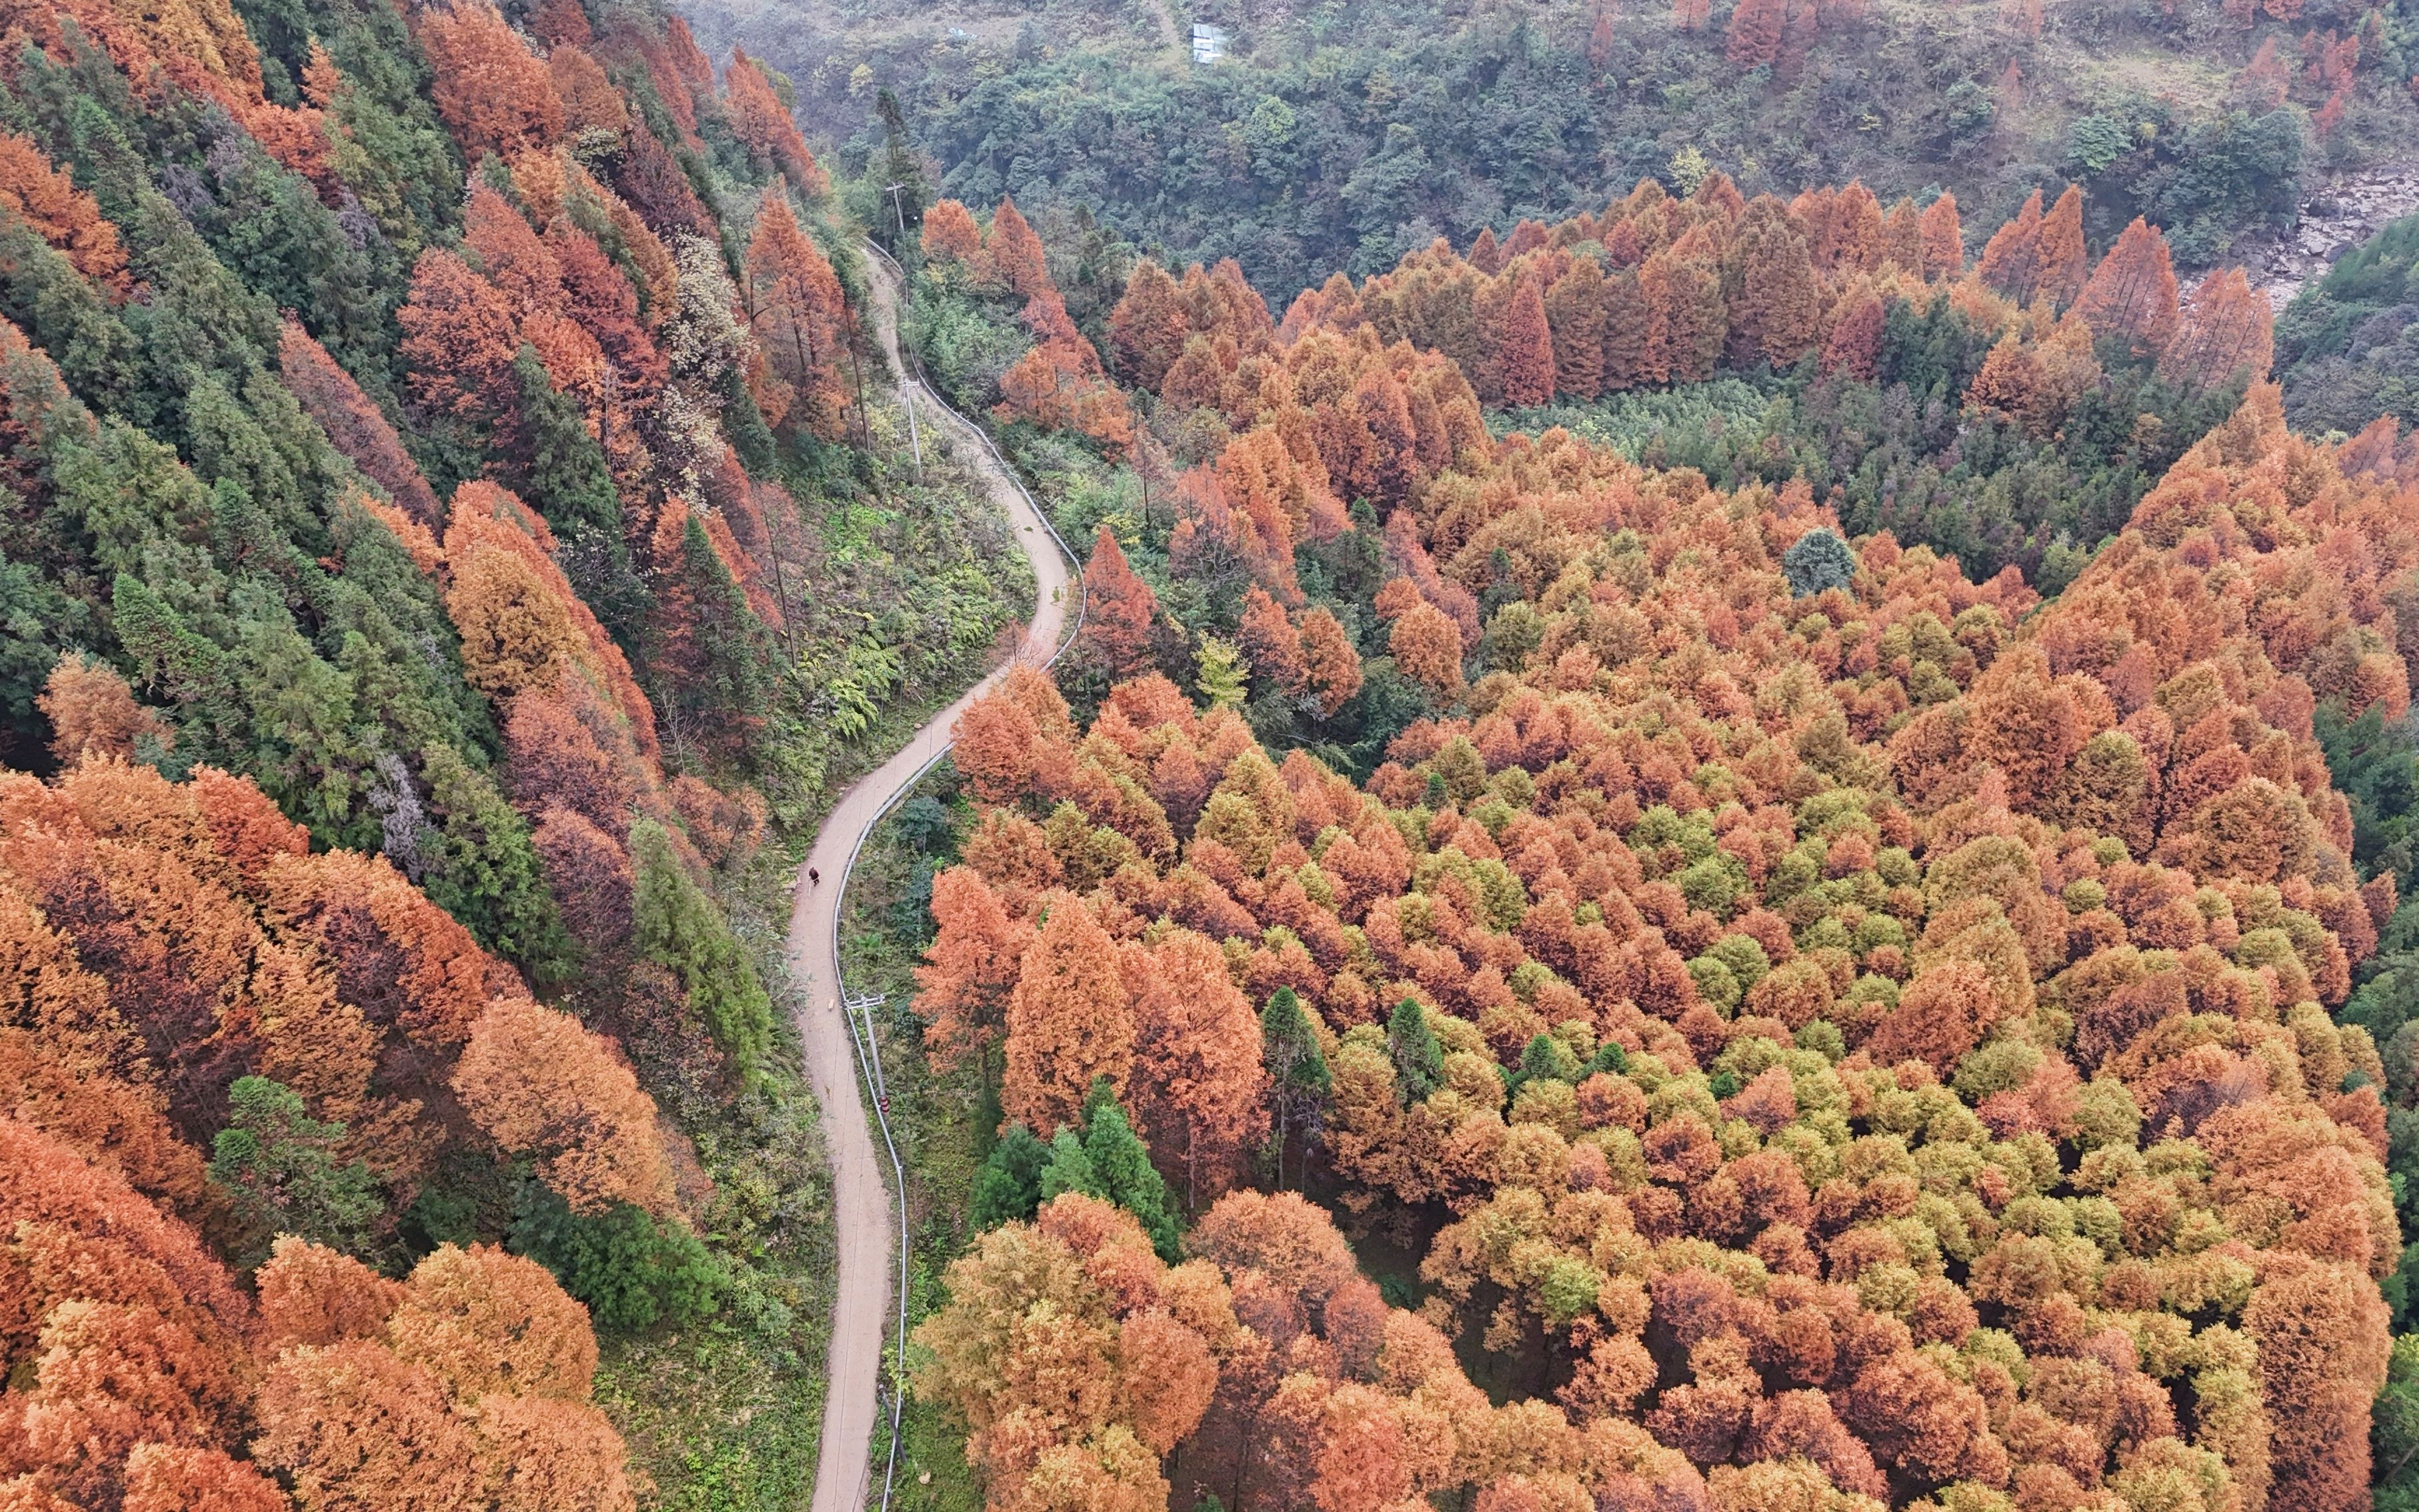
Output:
(785, 246), (1074, 1512)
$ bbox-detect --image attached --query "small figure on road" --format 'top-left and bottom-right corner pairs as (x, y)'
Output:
(808, 867), (821, 885)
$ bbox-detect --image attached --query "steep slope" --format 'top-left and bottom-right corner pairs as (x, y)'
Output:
(0, 0), (1029, 1503)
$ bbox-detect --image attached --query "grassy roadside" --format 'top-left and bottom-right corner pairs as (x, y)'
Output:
(766, 391), (1041, 843)
(837, 757), (991, 1512)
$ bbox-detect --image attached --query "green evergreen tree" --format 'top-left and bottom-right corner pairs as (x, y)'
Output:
(1387, 997), (1444, 1103)
(631, 819), (774, 1078)
(1782, 527), (1859, 597)
(1037, 1125), (1102, 1203)
(109, 575), (227, 709)
(1262, 987), (1330, 1189)
(1519, 1033), (1582, 1084)
(0, 213), (145, 423)
(505, 346), (649, 649)
(416, 741), (573, 980)
(971, 1121), (1050, 1229)
(2376, 1333), (2419, 1505)
(507, 346), (622, 538)
(0, 553), (89, 760)
(659, 512), (776, 755)
(1080, 1079), (1180, 1261)
(719, 364), (779, 475)
(208, 1076), (382, 1268)
(508, 1182), (727, 1333)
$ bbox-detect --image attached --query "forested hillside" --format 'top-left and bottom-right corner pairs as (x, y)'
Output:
(0, 0), (1028, 1503)
(2278, 209), (2419, 434)
(692, 0), (2419, 299)
(838, 163), (2419, 1512)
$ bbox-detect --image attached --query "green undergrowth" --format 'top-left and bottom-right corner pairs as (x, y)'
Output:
(582, 852), (835, 1511)
(765, 389), (1037, 841)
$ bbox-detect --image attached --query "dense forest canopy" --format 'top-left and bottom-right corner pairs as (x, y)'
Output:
(691, 0), (2419, 298)
(848, 121), (2419, 1507)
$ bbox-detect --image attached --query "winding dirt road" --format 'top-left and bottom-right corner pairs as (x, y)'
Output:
(785, 249), (1073, 1512)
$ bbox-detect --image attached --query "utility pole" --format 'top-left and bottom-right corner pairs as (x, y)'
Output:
(884, 182), (910, 239)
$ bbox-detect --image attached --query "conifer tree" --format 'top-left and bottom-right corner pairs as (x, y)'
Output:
(1468, 226), (1505, 275)
(1037, 1125), (1101, 1199)
(1601, 268), (1652, 389)
(1918, 192), (1964, 277)
(741, 194), (849, 439)
(1237, 585), (1307, 699)
(919, 199), (984, 269)
(1724, 197), (1820, 365)
(1882, 197), (1924, 273)
(1003, 896), (1134, 1135)
(983, 196), (1052, 301)
(2033, 184), (2088, 307)
(1107, 259), (1192, 391)
(414, 1), (564, 161)
(1131, 928), (1267, 1207)
(1782, 527), (1858, 596)
(1976, 188), (2044, 297)
(1080, 1081), (1181, 1259)
(1297, 608), (1363, 719)
(1543, 258), (1606, 399)
(208, 1075), (381, 1268)
(453, 995), (678, 1217)
(1390, 600), (1466, 704)
(401, 247), (526, 437)
(1081, 524), (1163, 680)
(1822, 181), (1886, 273)
(649, 507), (775, 755)
(2074, 216), (2180, 356)
(0, 132), (131, 296)
(39, 653), (170, 767)
(1495, 271), (1556, 407)
(917, 865), (1035, 1071)
(1726, 0), (1786, 66)
(1386, 998), (1443, 1103)
(1262, 987), (1330, 1190)
(723, 51), (826, 194)
(505, 345), (621, 544)
(1644, 231), (1726, 382)
(2162, 267), (2274, 390)
(631, 819), (773, 1077)
(1195, 635), (1250, 711)
(971, 1122), (1050, 1228)
(278, 319), (441, 524)
(1818, 292), (1884, 380)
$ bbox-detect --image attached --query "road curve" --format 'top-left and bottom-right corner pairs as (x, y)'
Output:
(786, 246), (1075, 1512)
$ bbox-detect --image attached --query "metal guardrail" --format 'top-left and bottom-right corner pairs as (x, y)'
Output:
(825, 236), (1087, 1512)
